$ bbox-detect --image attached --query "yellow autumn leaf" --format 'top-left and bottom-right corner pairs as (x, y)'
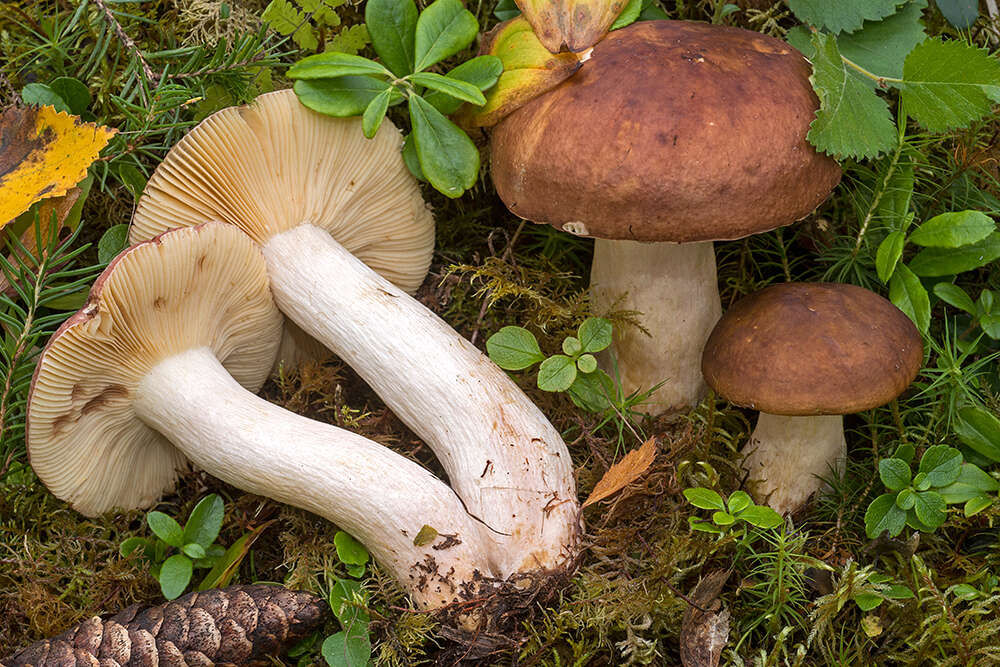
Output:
(582, 436), (657, 508)
(515, 0), (626, 53)
(458, 17), (581, 128)
(0, 106), (117, 227)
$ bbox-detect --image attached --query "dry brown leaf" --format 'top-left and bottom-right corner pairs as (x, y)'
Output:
(514, 0), (626, 53)
(581, 436), (656, 508)
(679, 569), (731, 667)
(0, 105), (116, 226)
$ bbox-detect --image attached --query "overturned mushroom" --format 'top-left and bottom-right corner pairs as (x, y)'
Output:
(701, 283), (923, 514)
(130, 90), (581, 581)
(489, 21), (842, 415)
(28, 223), (497, 611)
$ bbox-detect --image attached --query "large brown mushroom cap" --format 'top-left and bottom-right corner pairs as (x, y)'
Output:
(701, 283), (923, 415)
(131, 89), (434, 294)
(27, 223), (283, 516)
(490, 20), (842, 242)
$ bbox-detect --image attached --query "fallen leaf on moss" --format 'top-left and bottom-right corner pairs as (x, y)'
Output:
(515, 0), (625, 53)
(582, 436), (656, 508)
(679, 569), (730, 667)
(0, 106), (116, 226)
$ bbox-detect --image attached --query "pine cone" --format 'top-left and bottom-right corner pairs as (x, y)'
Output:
(1, 584), (328, 666)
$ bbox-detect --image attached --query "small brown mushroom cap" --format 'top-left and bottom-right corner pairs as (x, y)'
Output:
(490, 20), (842, 242)
(702, 283), (923, 415)
(27, 223), (283, 516)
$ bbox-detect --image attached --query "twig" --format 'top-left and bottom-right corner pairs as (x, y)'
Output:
(469, 219), (526, 345)
(92, 0), (157, 85)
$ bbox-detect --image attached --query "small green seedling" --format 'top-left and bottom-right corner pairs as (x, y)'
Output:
(487, 317), (616, 413)
(865, 444), (999, 539)
(120, 494), (228, 600)
(321, 531), (373, 667)
(683, 488), (783, 534)
(286, 0), (502, 198)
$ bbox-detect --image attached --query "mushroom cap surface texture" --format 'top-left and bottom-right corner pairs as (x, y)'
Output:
(489, 20), (842, 242)
(27, 223), (283, 516)
(131, 88), (434, 294)
(701, 282), (923, 415)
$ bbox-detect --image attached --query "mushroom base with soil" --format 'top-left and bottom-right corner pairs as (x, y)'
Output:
(741, 413), (846, 516)
(590, 238), (721, 414)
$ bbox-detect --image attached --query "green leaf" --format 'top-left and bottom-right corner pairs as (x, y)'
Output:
(908, 210), (996, 248)
(566, 368), (614, 412)
(329, 579), (370, 627)
(683, 487), (726, 511)
(786, 0), (905, 34)
(117, 163), (147, 201)
(300, 0), (344, 28)
(409, 72), (486, 106)
(334, 531), (370, 566)
(294, 76), (397, 117)
(322, 630), (372, 667)
(366, 0), (418, 77)
(199, 523), (271, 590)
(408, 94), (478, 197)
(876, 231), (906, 282)
(727, 490), (752, 513)
(147, 511), (184, 548)
(689, 517), (724, 534)
(413, 0), (478, 72)
(879, 458), (912, 491)
(578, 317), (613, 353)
(893, 443), (916, 463)
(918, 445), (963, 486)
(933, 283), (976, 314)
(361, 87), (392, 139)
(288, 52), (391, 80)
(913, 471), (930, 491)
(562, 336), (583, 356)
(806, 32), (897, 159)
(537, 355), (577, 392)
(494, 0), (520, 20)
(423, 55), (503, 114)
(937, 0), (980, 29)
(866, 492), (908, 538)
(119, 536), (149, 558)
(954, 406), (1000, 462)
(576, 354), (598, 374)
(938, 463), (1000, 503)
(486, 326), (544, 370)
(738, 505), (784, 529)
(158, 554), (193, 600)
(21, 83), (69, 113)
(328, 24), (372, 55)
(900, 38), (1000, 133)
(262, 0), (318, 50)
(965, 495), (993, 517)
(836, 0), (927, 79)
(886, 584), (915, 599)
(183, 543), (207, 559)
(908, 232), (1000, 276)
(183, 494), (225, 548)
(912, 490), (947, 527)
(98, 224), (129, 264)
(49, 77), (91, 116)
(854, 592), (883, 611)
(877, 152), (916, 228)
(346, 563), (366, 578)
(401, 133), (425, 181)
(712, 511), (736, 526)
(889, 263), (930, 333)
(413, 524), (438, 546)
(896, 487), (916, 510)
(610, 0), (642, 30)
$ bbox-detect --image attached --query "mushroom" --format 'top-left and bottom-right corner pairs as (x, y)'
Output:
(701, 282), (923, 515)
(27, 222), (497, 612)
(489, 20), (842, 415)
(129, 90), (581, 581)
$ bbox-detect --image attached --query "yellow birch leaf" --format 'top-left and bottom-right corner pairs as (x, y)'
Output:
(582, 436), (657, 508)
(515, 0), (626, 53)
(0, 106), (116, 227)
(457, 17), (581, 128)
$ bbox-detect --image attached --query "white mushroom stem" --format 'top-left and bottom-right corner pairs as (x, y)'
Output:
(261, 224), (580, 578)
(741, 412), (846, 515)
(589, 239), (722, 415)
(133, 346), (497, 611)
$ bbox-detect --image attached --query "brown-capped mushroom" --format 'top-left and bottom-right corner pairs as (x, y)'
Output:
(701, 282), (923, 514)
(490, 20), (842, 415)
(27, 223), (496, 612)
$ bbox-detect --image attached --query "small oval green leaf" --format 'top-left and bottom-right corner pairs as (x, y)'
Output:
(537, 354), (577, 392)
(486, 326), (544, 370)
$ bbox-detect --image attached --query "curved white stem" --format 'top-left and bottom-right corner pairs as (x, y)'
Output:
(134, 347), (497, 611)
(741, 412), (846, 515)
(262, 224), (581, 578)
(589, 239), (722, 415)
